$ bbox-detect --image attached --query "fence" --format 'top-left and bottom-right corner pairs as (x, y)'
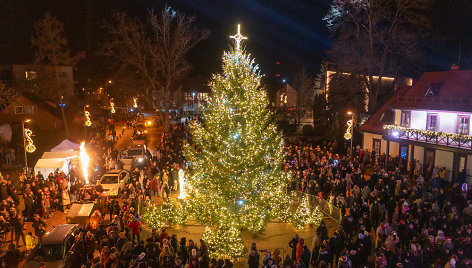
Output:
(291, 190), (343, 223)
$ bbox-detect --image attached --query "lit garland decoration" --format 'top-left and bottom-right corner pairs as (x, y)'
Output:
(24, 128), (36, 153)
(133, 97), (138, 108)
(344, 119), (352, 140)
(182, 24), (290, 259)
(84, 111), (92, 126)
(383, 124), (472, 143)
(110, 98), (116, 114)
(280, 93), (287, 104)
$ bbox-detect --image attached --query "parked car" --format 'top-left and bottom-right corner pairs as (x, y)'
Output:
(97, 169), (130, 197)
(22, 224), (79, 268)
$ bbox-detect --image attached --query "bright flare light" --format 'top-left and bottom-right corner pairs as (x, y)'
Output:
(178, 169), (187, 199)
(79, 141), (90, 184)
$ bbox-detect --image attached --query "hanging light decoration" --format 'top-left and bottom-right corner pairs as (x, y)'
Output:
(85, 111), (92, 126)
(133, 97), (138, 108)
(110, 98), (116, 114)
(344, 119), (352, 140)
(79, 141), (90, 184)
(24, 128), (36, 153)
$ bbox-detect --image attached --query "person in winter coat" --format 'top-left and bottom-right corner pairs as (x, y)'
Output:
(90, 210), (103, 230)
(188, 248), (200, 268)
(296, 238), (304, 264)
(289, 234), (299, 262)
(25, 232), (36, 253)
(128, 215), (141, 244)
(4, 243), (22, 268)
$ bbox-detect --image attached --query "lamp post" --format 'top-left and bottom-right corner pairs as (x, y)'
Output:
(105, 80), (112, 103)
(22, 119), (31, 175)
(192, 92), (196, 117)
(347, 111), (354, 158)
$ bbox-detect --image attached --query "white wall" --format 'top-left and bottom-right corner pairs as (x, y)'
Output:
(410, 111), (427, 130)
(438, 112), (458, 134)
(363, 133), (386, 154)
(435, 150), (454, 181)
(389, 141), (399, 157)
(414, 146), (424, 164)
(394, 109), (401, 125)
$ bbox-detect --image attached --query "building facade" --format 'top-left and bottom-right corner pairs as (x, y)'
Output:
(0, 64), (75, 101)
(361, 68), (472, 182)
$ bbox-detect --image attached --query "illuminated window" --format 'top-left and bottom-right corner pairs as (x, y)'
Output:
(14, 106), (23, 114)
(25, 71), (37, 80)
(457, 116), (470, 135)
(24, 106), (37, 114)
(400, 111), (410, 127)
(426, 114), (438, 131)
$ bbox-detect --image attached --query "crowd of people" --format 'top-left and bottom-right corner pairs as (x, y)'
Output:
(283, 141), (472, 267)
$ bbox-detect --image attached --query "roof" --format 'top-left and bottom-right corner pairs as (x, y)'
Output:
(362, 69), (472, 134)
(361, 86), (410, 134)
(41, 151), (79, 159)
(390, 69), (472, 112)
(41, 224), (78, 245)
(51, 139), (79, 152)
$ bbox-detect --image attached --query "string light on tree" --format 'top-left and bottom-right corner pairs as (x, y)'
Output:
(178, 169), (188, 199)
(24, 128), (36, 153)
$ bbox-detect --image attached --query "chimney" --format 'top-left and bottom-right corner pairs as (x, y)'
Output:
(451, 64), (460, 71)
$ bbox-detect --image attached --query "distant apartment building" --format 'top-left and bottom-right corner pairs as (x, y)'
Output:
(0, 64), (75, 101)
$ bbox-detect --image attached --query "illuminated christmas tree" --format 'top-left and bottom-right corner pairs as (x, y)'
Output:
(184, 25), (290, 258)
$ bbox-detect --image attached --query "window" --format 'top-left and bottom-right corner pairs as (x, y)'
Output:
(457, 115), (470, 135)
(373, 139), (381, 155)
(24, 106), (37, 114)
(427, 113), (438, 131)
(400, 111), (411, 127)
(14, 106), (23, 114)
(25, 71), (37, 80)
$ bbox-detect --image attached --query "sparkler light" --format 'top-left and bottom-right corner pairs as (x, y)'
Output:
(79, 141), (90, 184)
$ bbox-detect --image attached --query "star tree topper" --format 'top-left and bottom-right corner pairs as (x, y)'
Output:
(229, 24), (247, 51)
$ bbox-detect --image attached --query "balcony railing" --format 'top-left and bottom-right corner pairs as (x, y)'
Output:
(383, 125), (472, 150)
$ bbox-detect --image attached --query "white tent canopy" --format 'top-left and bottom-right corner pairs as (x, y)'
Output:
(42, 151), (79, 159)
(34, 158), (69, 176)
(51, 139), (79, 152)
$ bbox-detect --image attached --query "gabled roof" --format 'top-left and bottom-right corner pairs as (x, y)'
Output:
(362, 69), (472, 134)
(391, 69), (472, 112)
(361, 85), (410, 134)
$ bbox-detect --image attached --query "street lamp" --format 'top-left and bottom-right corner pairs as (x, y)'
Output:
(347, 111), (354, 157)
(22, 119), (31, 175)
(105, 80), (112, 102)
(192, 92), (196, 116)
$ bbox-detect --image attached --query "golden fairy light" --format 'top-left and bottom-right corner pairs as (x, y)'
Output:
(24, 128), (36, 153)
(79, 141), (90, 184)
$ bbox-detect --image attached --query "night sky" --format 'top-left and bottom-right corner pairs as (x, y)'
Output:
(1, 0), (472, 87)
